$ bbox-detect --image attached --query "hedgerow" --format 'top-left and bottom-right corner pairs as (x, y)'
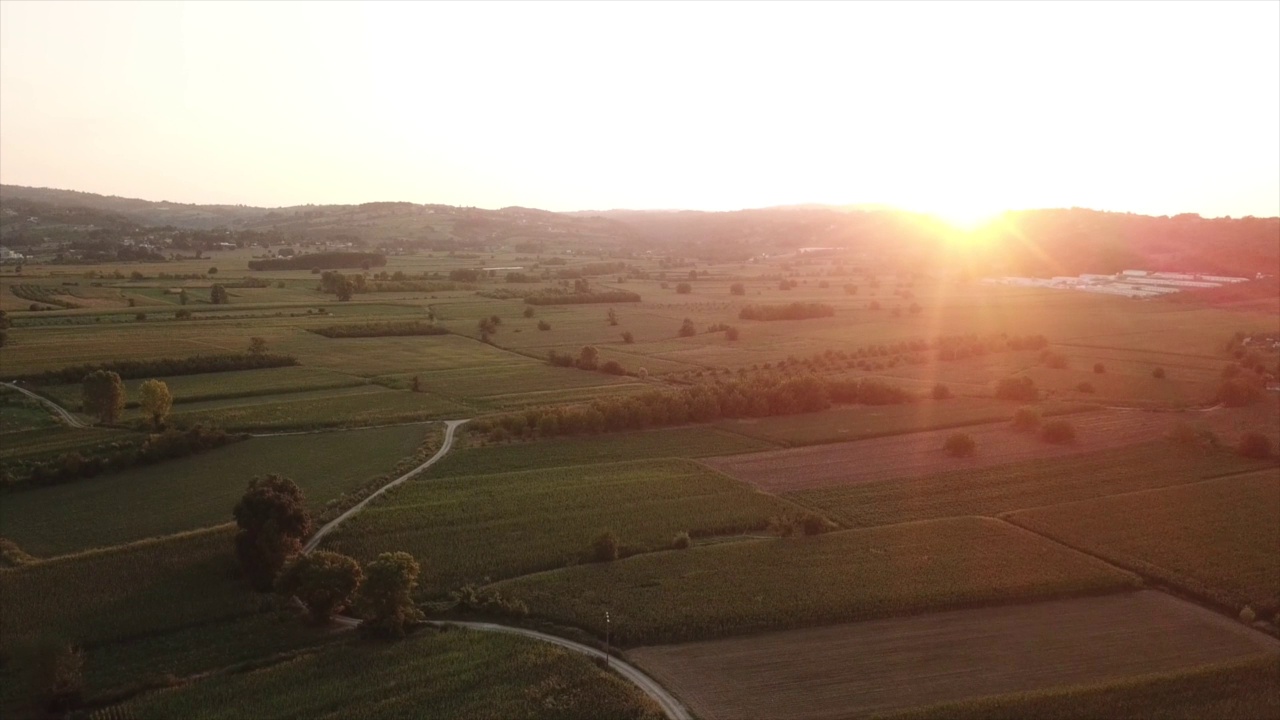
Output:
(308, 321), (449, 338)
(7, 353), (299, 384)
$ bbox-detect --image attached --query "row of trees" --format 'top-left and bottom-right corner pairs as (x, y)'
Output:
(233, 475), (424, 636)
(308, 321), (448, 339)
(81, 372), (171, 426)
(470, 372), (914, 442)
(11, 351), (296, 385)
(738, 302), (835, 321)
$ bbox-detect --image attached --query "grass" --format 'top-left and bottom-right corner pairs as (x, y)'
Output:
(441, 424), (774, 475)
(1007, 470), (1280, 616)
(0, 388), (59, 433)
(168, 386), (467, 431)
(323, 458), (796, 594)
(39, 366), (368, 409)
(0, 526), (257, 649)
(0, 426), (130, 464)
(492, 516), (1141, 646)
(790, 442), (1268, 529)
(106, 626), (663, 720)
(0, 423), (434, 557)
(872, 654), (1280, 720)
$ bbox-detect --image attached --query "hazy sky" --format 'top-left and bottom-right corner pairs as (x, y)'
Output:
(1, 1), (1277, 222)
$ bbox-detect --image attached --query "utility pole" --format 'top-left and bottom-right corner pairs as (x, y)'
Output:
(605, 610), (611, 668)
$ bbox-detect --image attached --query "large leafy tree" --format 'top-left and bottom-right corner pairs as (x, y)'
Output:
(81, 370), (126, 424)
(356, 551), (424, 637)
(276, 551), (363, 623)
(233, 475), (312, 591)
(138, 379), (173, 429)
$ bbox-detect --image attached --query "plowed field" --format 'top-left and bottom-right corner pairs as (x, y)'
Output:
(629, 591), (1280, 720)
(705, 410), (1179, 493)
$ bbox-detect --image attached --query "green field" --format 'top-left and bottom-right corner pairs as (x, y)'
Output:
(0, 526), (255, 649)
(0, 423), (433, 556)
(109, 627), (662, 720)
(166, 385), (467, 431)
(323, 458), (796, 594)
(0, 388), (59, 434)
(492, 516), (1140, 646)
(790, 442), (1269, 529)
(1007, 471), (1280, 616)
(39, 366), (369, 409)
(436, 426), (775, 477)
(0, 426), (128, 464)
(873, 654), (1280, 720)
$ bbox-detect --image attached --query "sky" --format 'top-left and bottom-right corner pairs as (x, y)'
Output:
(1, 1), (1277, 223)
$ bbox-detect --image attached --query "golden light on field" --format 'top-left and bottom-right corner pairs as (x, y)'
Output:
(1, 1), (1277, 217)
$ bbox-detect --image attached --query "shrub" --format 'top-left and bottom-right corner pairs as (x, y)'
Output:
(995, 376), (1038, 401)
(309, 321), (449, 338)
(1040, 419), (1076, 444)
(1093, 362), (1106, 374)
(275, 551), (363, 624)
(729, 282), (745, 296)
(678, 318), (697, 337)
(537, 320), (551, 331)
(1041, 351), (1068, 369)
(725, 326), (740, 341)
(943, 432), (976, 457)
(600, 360), (626, 375)
(931, 383), (951, 400)
(1238, 432), (1272, 459)
(621, 331), (634, 343)
(1152, 367), (1166, 379)
(1240, 605), (1256, 624)
(1218, 377), (1263, 407)
(134, 312), (147, 322)
(592, 531), (619, 562)
(672, 532), (692, 550)
(522, 306), (535, 318)
(356, 552), (424, 638)
(1012, 407), (1041, 432)
(1076, 382), (1095, 393)
(675, 282), (692, 294)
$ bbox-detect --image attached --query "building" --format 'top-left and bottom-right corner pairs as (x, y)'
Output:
(0, 246), (25, 263)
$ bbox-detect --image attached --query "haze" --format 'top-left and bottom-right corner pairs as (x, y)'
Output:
(1, 0), (1278, 222)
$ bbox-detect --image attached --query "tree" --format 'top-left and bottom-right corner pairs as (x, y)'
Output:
(607, 308), (618, 326)
(726, 326), (740, 341)
(247, 337), (269, 356)
(275, 551), (363, 624)
(522, 306), (535, 318)
(537, 320), (551, 331)
(943, 432), (976, 457)
(138, 379), (173, 429)
(1151, 367), (1166, 379)
(621, 331), (634, 343)
(82, 370), (126, 424)
(179, 289), (189, 305)
(1012, 406), (1041, 431)
(730, 282), (745, 296)
(357, 551), (424, 637)
(678, 318), (697, 337)
(335, 280), (354, 302)
(576, 345), (599, 371)
(675, 282), (692, 294)
(233, 475), (312, 592)
(1093, 362), (1105, 374)
(210, 284), (229, 304)
(932, 383), (951, 400)
(592, 531), (619, 562)
(208, 267), (218, 275)
(410, 375), (422, 392)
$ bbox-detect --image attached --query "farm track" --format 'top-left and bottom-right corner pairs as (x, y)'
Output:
(1, 381), (91, 428)
(299, 417), (693, 720)
(628, 591), (1280, 720)
(706, 409), (1202, 493)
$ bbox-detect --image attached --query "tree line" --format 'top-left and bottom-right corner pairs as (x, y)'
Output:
(738, 302), (836, 321)
(308, 321), (449, 339)
(8, 352), (298, 385)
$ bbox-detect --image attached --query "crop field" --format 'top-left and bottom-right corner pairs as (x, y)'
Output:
(1007, 471), (1280, 616)
(167, 385), (467, 430)
(492, 516), (1140, 646)
(713, 398), (1076, 447)
(0, 525), (257, 649)
(375, 359), (643, 403)
(0, 426), (124, 464)
(111, 627), (663, 720)
(629, 591), (1280, 720)
(323, 458), (796, 593)
(791, 442), (1270, 529)
(39, 366), (368, 409)
(0, 387), (59, 433)
(440, 426), (775, 476)
(273, 332), (528, 377)
(0, 423), (434, 556)
(878, 654), (1280, 720)
(706, 409), (1199, 493)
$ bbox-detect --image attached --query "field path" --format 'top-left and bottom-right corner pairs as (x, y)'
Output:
(1, 380), (91, 428)
(301, 418), (693, 720)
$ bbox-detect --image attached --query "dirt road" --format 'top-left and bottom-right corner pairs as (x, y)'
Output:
(1, 380), (90, 428)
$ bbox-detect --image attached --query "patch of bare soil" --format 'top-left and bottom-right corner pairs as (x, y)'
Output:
(628, 591), (1279, 720)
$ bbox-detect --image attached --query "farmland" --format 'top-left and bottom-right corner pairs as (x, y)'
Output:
(0, 423), (436, 556)
(491, 517), (1141, 646)
(629, 591), (1280, 720)
(322, 459), (796, 593)
(110, 628), (663, 720)
(1007, 471), (1280, 616)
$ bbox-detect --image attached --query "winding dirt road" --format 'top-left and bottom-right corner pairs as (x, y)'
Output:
(1, 381), (90, 428)
(301, 418), (692, 720)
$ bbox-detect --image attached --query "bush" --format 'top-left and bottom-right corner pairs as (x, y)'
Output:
(525, 290), (641, 306)
(600, 360), (626, 375)
(1237, 432), (1272, 459)
(1041, 351), (1068, 369)
(537, 320), (551, 331)
(1012, 407), (1041, 432)
(1040, 419), (1076, 444)
(522, 306), (535, 318)
(1218, 377), (1263, 407)
(1240, 606), (1257, 624)
(995, 376), (1038, 402)
(675, 282), (692, 294)
(1152, 367), (1166, 379)
(1075, 382), (1095, 393)
(1093, 362), (1106, 374)
(309, 321), (449, 338)
(621, 331), (634, 343)
(931, 383), (951, 400)
(678, 318), (697, 337)
(592, 531), (619, 562)
(725, 326), (740, 341)
(356, 552), (424, 638)
(943, 432), (976, 457)
(739, 302), (835, 321)
(672, 532), (691, 550)
(275, 551), (363, 624)
(729, 282), (745, 296)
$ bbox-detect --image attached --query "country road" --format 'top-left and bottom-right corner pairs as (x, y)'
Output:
(1, 381), (91, 428)
(302, 417), (693, 720)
